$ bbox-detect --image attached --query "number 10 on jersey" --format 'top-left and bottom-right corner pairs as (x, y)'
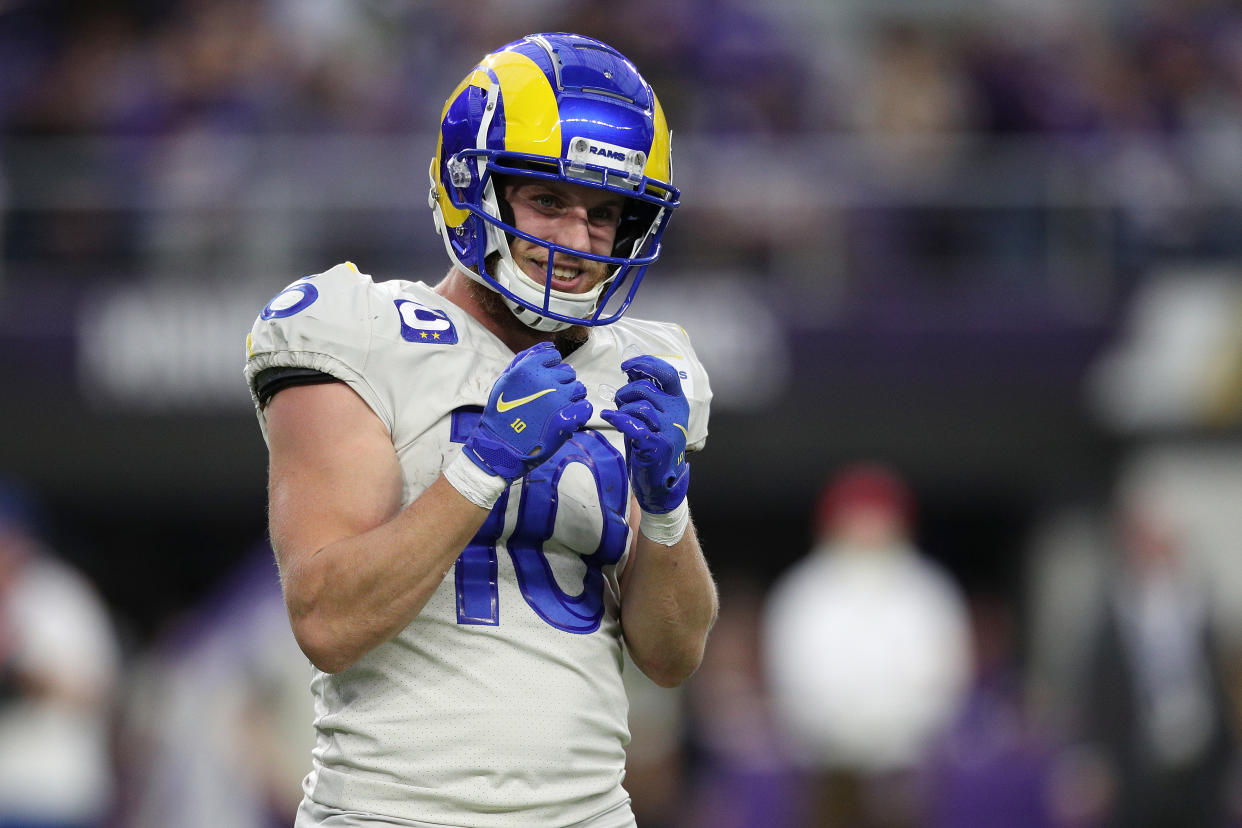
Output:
(449, 407), (631, 634)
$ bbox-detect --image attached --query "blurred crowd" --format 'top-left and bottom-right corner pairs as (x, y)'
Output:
(3, 0), (1242, 301)
(5, 0), (1242, 143)
(4, 0), (1242, 826)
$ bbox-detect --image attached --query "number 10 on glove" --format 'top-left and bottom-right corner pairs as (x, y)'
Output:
(600, 355), (691, 525)
(445, 342), (592, 510)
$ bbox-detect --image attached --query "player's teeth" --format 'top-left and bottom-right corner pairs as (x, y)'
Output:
(551, 267), (579, 280)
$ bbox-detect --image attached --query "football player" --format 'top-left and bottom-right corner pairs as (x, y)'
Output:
(244, 33), (718, 828)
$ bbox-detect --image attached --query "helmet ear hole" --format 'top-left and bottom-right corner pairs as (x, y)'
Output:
(614, 200), (661, 258)
(492, 176), (516, 240)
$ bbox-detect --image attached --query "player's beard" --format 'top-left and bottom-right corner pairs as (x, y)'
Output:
(476, 255), (589, 357)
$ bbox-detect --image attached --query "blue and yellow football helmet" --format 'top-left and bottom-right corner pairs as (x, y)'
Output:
(429, 33), (679, 331)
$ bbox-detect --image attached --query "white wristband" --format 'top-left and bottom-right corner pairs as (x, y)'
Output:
(639, 499), (689, 546)
(444, 451), (508, 509)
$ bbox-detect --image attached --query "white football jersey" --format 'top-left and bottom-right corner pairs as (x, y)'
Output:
(244, 263), (711, 827)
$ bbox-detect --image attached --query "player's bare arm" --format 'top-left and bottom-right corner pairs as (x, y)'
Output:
(619, 511), (718, 687)
(265, 382), (490, 673)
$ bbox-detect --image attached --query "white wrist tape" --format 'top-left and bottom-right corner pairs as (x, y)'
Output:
(639, 499), (689, 546)
(444, 451), (508, 510)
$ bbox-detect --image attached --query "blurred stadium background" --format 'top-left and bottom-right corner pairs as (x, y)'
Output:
(2, 0), (1242, 825)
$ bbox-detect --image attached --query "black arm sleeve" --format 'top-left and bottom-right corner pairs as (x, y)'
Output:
(253, 366), (342, 408)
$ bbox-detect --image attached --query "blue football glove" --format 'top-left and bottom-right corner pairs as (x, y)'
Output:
(463, 342), (593, 482)
(599, 355), (690, 514)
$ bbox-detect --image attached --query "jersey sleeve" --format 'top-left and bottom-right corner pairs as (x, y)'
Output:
(243, 262), (393, 437)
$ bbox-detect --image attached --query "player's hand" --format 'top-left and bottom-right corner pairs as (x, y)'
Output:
(600, 355), (690, 514)
(463, 342), (592, 482)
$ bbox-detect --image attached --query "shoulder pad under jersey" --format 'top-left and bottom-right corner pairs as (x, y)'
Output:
(244, 262), (389, 425)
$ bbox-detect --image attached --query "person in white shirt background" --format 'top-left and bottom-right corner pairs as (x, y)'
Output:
(763, 463), (972, 828)
(0, 482), (120, 828)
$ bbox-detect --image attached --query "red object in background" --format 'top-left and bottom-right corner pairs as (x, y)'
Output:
(814, 463), (915, 536)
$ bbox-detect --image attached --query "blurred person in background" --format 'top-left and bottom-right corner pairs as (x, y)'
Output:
(1071, 481), (1237, 828)
(243, 32), (716, 828)
(0, 481), (120, 828)
(762, 463), (971, 828)
(119, 543), (313, 828)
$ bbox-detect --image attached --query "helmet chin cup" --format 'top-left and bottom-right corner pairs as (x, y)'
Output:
(493, 255), (607, 333)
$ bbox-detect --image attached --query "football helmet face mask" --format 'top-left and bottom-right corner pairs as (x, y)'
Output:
(429, 32), (679, 331)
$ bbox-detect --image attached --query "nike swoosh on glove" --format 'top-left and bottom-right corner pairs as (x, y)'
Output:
(600, 355), (690, 514)
(464, 342), (593, 482)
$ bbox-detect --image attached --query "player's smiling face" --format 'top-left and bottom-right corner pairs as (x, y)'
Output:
(501, 179), (623, 295)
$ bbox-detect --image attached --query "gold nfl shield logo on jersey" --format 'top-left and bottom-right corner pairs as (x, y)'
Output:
(395, 299), (459, 344)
